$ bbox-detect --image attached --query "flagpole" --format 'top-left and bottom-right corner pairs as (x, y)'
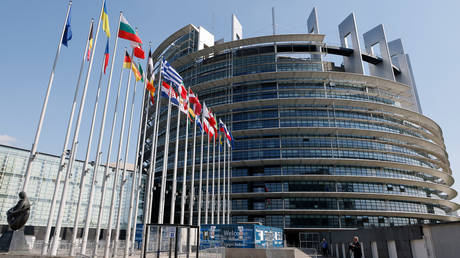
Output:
(132, 43), (154, 255)
(197, 119), (204, 226)
(125, 80), (148, 258)
(211, 133), (216, 224)
(104, 49), (134, 258)
(188, 117), (197, 225)
(93, 51), (125, 256)
(205, 133), (210, 225)
(179, 116), (189, 225)
(41, 17), (91, 256)
(141, 63), (162, 258)
(169, 107), (181, 224)
(217, 133), (221, 224)
(228, 145), (231, 224)
(187, 116), (197, 255)
(22, 0), (72, 193)
(128, 56), (152, 256)
(130, 88), (148, 255)
(113, 58), (138, 256)
(70, 56), (105, 256)
(158, 84), (173, 225)
(50, 0), (105, 253)
(132, 91), (149, 255)
(222, 140), (226, 223)
(80, 12), (122, 255)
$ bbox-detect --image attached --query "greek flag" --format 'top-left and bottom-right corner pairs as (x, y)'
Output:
(161, 59), (183, 86)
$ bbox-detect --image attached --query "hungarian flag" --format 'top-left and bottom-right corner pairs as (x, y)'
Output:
(87, 22), (93, 61)
(131, 43), (145, 59)
(103, 39), (109, 74)
(123, 51), (132, 69)
(118, 14), (142, 44)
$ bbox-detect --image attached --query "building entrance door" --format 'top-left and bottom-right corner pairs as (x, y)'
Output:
(299, 232), (320, 249)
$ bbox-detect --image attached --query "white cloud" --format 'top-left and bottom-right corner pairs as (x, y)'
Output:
(0, 134), (16, 145)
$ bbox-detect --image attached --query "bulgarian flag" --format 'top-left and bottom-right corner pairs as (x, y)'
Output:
(118, 14), (142, 44)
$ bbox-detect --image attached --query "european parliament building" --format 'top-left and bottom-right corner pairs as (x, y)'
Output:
(144, 9), (459, 244)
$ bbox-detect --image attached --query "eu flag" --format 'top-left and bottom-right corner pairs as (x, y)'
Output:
(62, 7), (72, 47)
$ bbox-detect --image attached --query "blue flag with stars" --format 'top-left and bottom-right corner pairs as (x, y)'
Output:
(62, 7), (72, 47)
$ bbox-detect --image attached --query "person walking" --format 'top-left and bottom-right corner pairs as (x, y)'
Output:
(349, 236), (362, 258)
(320, 238), (328, 256)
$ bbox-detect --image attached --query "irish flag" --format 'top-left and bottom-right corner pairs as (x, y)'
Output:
(118, 14), (142, 44)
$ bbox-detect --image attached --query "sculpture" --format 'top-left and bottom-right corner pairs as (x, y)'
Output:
(7, 192), (30, 230)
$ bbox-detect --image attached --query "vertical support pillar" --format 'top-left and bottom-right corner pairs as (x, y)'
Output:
(231, 14), (243, 41)
(338, 13), (365, 74)
(307, 7), (323, 71)
(388, 38), (422, 113)
(363, 24), (395, 80)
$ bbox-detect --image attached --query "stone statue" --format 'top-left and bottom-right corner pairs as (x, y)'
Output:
(7, 192), (30, 230)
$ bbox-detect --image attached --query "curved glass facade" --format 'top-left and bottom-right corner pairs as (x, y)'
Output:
(145, 25), (459, 230)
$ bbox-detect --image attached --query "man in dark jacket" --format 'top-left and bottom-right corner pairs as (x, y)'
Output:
(320, 238), (328, 256)
(349, 236), (362, 258)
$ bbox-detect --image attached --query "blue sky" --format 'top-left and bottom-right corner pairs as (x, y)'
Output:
(1, 0), (459, 204)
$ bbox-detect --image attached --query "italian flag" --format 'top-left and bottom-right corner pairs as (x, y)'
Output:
(118, 14), (142, 44)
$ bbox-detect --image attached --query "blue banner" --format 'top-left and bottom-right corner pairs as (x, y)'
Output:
(200, 224), (283, 249)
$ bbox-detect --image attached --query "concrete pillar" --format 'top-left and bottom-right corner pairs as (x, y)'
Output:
(371, 241), (379, 258)
(360, 242), (364, 258)
(410, 239), (429, 258)
(377, 241), (389, 258)
(387, 240), (397, 258)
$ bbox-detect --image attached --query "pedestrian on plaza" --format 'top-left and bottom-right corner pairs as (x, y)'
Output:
(320, 238), (328, 256)
(349, 236), (362, 258)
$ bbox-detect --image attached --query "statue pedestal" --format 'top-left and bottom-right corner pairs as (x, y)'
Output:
(0, 229), (29, 252)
